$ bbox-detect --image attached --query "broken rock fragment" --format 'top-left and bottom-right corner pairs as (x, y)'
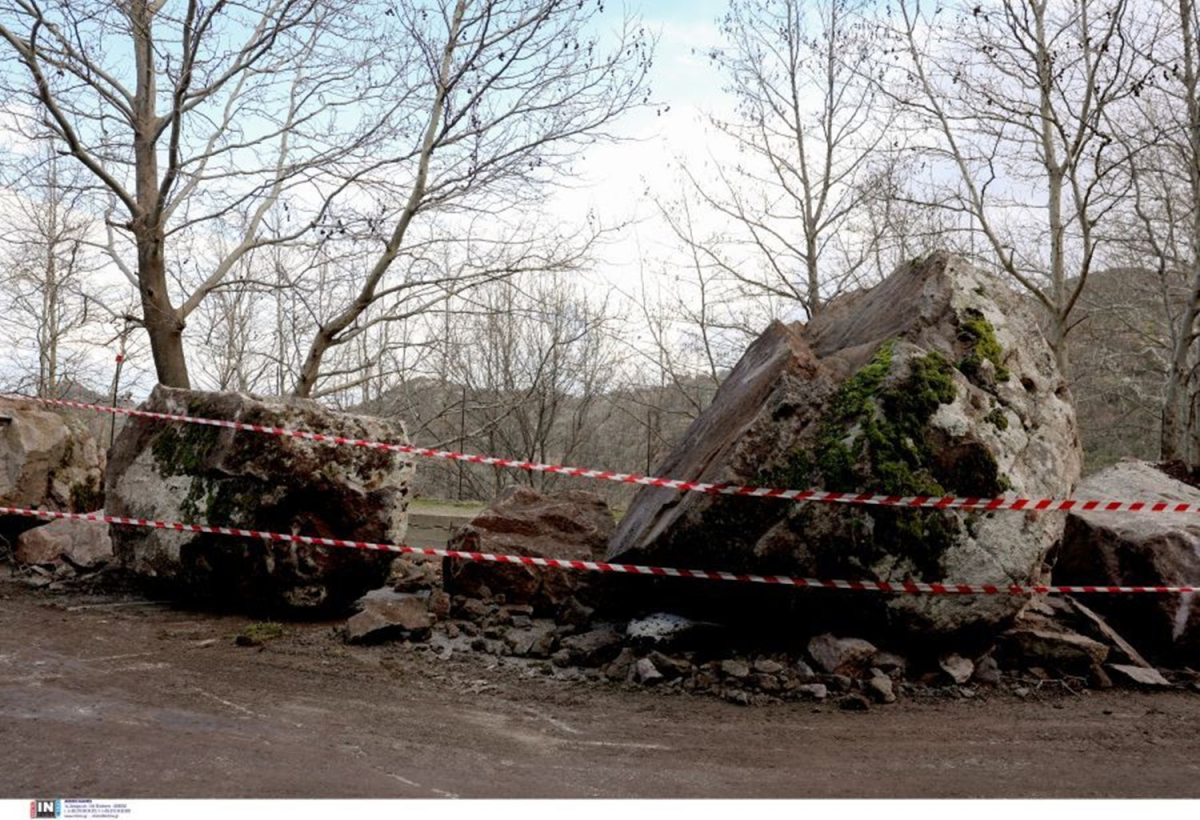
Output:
(443, 486), (614, 613)
(1056, 461), (1200, 661)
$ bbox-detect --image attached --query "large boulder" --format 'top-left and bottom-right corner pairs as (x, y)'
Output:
(1055, 460), (1200, 661)
(106, 386), (413, 611)
(443, 485), (614, 614)
(607, 252), (1081, 636)
(16, 516), (113, 569)
(0, 398), (105, 515)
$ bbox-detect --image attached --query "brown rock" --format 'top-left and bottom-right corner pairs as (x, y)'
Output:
(635, 657), (664, 685)
(808, 634), (877, 676)
(796, 683), (828, 700)
(939, 653), (975, 685)
(972, 655), (1002, 685)
(719, 658), (751, 679)
(428, 589), (451, 619)
(345, 597), (432, 644)
(1065, 596), (1156, 670)
(1002, 621), (1109, 673)
(0, 398), (105, 518)
(1106, 664), (1171, 688)
(106, 386), (413, 612)
(559, 627), (623, 667)
(866, 674), (897, 704)
(443, 486), (614, 613)
(607, 253), (1079, 636)
(1056, 461), (1200, 661)
(16, 517), (113, 569)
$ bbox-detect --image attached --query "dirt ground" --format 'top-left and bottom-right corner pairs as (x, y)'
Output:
(2, 575), (1199, 800)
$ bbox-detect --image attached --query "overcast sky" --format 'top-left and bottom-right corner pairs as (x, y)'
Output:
(553, 0), (736, 295)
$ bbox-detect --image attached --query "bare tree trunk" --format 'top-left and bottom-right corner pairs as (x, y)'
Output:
(134, 231), (190, 388)
(1163, 0), (1200, 464)
(130, 0), (189, 388)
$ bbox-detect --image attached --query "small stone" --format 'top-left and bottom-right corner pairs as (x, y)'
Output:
(720, 659), (750, 679)
(792, 660), (817, 682)
(1013, 686), (1030, 698)
(428, 589), (451, 619)
(722, 689), (751, 706)
(796, 683), (828, 700)
(939, 653), (975, 685)
(751, 673), (780, 693)
(551, 649), (572, 667)
(559, 627), (624, 667)
(693, 670), (720, 692)
(958, 687), (976, 699)
(511, 614), (532, 630)
(1106, 664), (1171, 688)
(626, 612), (706, 648)
(604, 647), (637, 681)
(824, 674), (852, 692)
(460, 598), (490, 622)
(635, 657), (664, 685)
(529, 624), (558, 658)
(972, 655), (1002, 685)
(458, 621), (479, 637)
(647, 651), (693, 679)
(444, 623), (460, 640)
(807, 634), (877, 676)
(838, 693), (871, 711)
(389, 555), (439, 593)
(558, 597), (595, 628)
(753, 659), (784, 675)
(872, 652), (907, 675)
(470, 637), (488, 652)
(866, 675), (896, 704)
(1002, 626), (1109, 672)
(344, 597), (433, 644)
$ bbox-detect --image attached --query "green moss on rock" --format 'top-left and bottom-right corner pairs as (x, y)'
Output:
(800, 341), (1017, 579)
(816, 342), (955, 497)
(69, 475), (104, 512)
(958, 308), (1010, 383)
(152, 424), (221, 477)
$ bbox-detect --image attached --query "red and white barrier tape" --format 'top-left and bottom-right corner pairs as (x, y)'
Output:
(2, 504), (1195, 595)
(7, 393), (1196, 517)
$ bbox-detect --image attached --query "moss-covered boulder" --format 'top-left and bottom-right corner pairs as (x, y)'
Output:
(607, 252), (1080, 637)
(106, 386), (413, 612)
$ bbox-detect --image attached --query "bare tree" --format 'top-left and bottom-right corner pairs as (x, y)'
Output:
(0, 145), (100, 397)
(0, 0), (416, 387)
(670, 0), (893, 320)
(290, 0), (652, 397)
(885, 0), (1143, 373)
(1104, 0), (1200, 466)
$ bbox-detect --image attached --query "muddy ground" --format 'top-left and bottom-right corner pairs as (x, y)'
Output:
(1, 575), (1199, 800)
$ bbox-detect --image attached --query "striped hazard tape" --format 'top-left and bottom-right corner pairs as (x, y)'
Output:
(1, 504), (1196, 595)
(5, 393), (1196, 516)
